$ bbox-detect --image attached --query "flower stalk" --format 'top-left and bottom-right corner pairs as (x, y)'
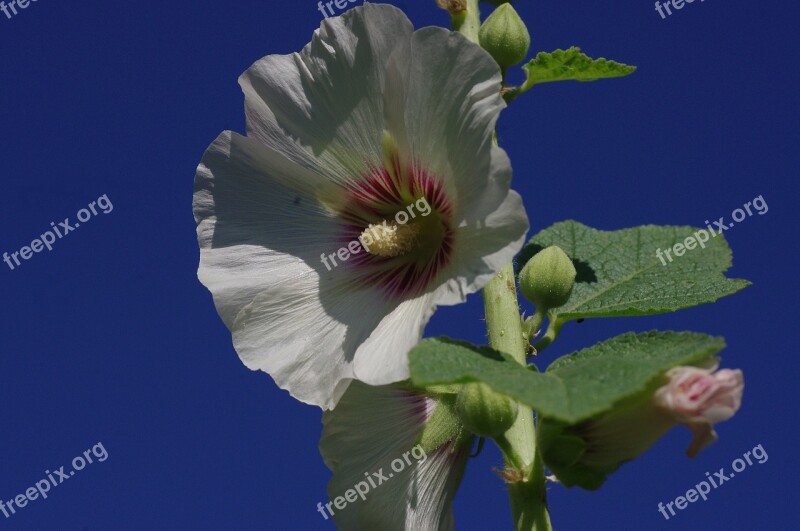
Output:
(531, 313), (564, 354)
(448, 0), (480, 43)
(453, 4), (552, 527)
(482, 263), (552, 531)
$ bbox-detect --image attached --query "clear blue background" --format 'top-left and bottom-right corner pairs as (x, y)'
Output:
(0, 0), (797, 529)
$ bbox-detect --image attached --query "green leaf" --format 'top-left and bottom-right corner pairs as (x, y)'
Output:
(409, 332), (724, 424)
(516, 221), (750, 322)
(518, 47), (636, 93)
(541, 331), (724, 422)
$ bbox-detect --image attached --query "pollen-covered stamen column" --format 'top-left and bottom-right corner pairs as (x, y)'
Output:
(449, 1), (552, 529)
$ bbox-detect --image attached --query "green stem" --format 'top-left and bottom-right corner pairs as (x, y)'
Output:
(531, 314), (564, 354)
(450, 0), (481, 43)
(494, 434), (523, 470)
(458, 7), (551, 527)
(482, 263), (552, 531)
(508, 449), (551, 531)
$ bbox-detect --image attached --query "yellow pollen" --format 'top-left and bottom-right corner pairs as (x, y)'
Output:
(360, 220), (423, 258)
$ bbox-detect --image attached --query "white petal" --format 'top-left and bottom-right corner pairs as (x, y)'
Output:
(382, 26), (529, 305)
(384, 25), (511, 223)
(232, 275), (392, 409)
(353, 294), (437, 386)
(320, 383), (468, 531)
(194, 131), (340, 327)
(433, 189), (529, 306)
(239, 4), (414, 186)
(195, 131), (396, 408)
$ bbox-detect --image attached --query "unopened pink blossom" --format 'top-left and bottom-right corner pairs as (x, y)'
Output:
(654, 366), (744, 457)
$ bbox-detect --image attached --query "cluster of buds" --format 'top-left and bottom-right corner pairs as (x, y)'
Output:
(438, 1), (531, 71)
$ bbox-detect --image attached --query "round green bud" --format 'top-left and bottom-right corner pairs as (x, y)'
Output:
(478, 4), (531, 69)
(455, 382), (519, 438)
(519, 245), (577, 310)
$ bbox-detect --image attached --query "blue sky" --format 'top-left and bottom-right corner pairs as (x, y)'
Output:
(0, 0), (797, 529)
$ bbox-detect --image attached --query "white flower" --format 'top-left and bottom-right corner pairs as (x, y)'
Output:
(193, 4), (528, 408)
(319, 382), (471, 530)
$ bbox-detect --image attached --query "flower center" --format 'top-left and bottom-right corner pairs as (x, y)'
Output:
(334, 131), (456, 298)
(360, 220), (423, 258)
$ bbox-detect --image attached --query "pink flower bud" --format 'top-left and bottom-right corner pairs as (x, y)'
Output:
(654, 366), (744, 458)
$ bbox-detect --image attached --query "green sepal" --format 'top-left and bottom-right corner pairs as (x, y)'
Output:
(538, 394), (677, 490)
(456, 382), (519, 438)
(416, 395), (472, 454)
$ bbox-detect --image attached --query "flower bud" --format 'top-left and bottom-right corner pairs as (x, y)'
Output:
(519, 246), (577, 311)
(417, 394), (470, 454)
(456, 382), (519, 438)
(538, 365), (744, 490)
(478, 4), (530, 69)
(653, 365), (744, 458)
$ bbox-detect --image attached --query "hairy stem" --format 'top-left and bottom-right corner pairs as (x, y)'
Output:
(450, 0), (481, 43)
(454, 4), (552, 528)
(531, 314), (564, 354)
(482, 263), (552, 531)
